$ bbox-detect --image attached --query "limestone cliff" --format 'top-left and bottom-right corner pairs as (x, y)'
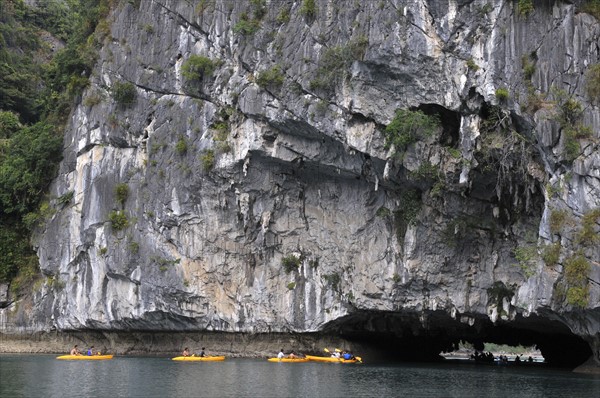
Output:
(2, 0), (599, 366)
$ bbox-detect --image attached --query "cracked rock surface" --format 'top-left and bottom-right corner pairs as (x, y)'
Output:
(2, 0), (599, 366)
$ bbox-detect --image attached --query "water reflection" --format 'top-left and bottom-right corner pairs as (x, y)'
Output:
(1, 355), (599, 398)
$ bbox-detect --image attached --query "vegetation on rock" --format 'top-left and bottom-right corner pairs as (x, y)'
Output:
(112, 81), (136, 108)
(585, 63), (600, 102)
(282, 255), (301, 273)
(256, 65), (285, 89)
(115, 183), (129, 206)
(181, 55), (218, 82)
(384, 109), (440, 152)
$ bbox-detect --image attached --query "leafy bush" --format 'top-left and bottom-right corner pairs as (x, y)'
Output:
(409, 162), (441, 182)
(541, 242), (561, 266)
(517, 0), (534, 17)
(0, 123), (63, 215)
(522, 55), (535, 80)
(394, 189), (422, 240)
(282, 255), (301, 273)
(57, 191), (74, 206)
(549, 209), (568, 234)
(256, 65), (285, 89)
(585, 63), (600, 102)
(176, 137), (188, 155)
(576, 208), (600, 245)
(581, 0), (600, 21)
(181, 55), (217, 82)
(250, 0), (267, 19)
(114, 183), (129, 206)
(564, 254), (590, 286)
(323, 273), (341, 291)
(112, 81), (136, 108)
(109, 210), (129, 231)
(128, 241), (139, 253)
(566, 286), (589, 308)
(513, 245), (537, 277)
(300, 0), (317, 19)
(276, 8), (291, 24)
(200, 150), (215, 171)
(287, 282), (296, 290)
(466, 58), (479, 71)
(0, 226), (35, 282)
(495, 87), (509, 102)
(384, 109), (440, 151)
(0, 111), (21, 139)
(309, 36), (368, 92)
(233, 12), (260, 35)
(376, 207), (391, 217)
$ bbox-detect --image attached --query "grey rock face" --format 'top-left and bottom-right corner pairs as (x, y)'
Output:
(2, 0), (599, 364)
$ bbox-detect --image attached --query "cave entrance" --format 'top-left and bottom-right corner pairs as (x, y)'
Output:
(441, 341), (544, 364)
(325, 310), (593, 369)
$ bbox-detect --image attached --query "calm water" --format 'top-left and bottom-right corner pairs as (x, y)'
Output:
(1, 355), (599, 397)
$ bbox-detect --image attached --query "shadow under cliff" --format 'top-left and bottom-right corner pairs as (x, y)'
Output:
(324, 310), (594, 370)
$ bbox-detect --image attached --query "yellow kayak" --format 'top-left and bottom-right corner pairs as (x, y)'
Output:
(267, 357), (309, 363)
(305, 355), (361, 363)
(56, 355), (114, 360)
(172, 356), (225, 361)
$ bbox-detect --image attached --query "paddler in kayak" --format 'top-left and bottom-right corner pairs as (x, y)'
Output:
(182, 347), (190, 357)
(277, 349), (285, 359)
(70, 345), (81, 356)
(87, 346), (95, 356)
(198, 347), (206, 357)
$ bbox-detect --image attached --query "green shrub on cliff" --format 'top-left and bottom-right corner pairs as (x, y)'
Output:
(564, 254), (590, 286)
(112, 81), (137, 108)
(233, 12), (261, 35)
(585, 63), (600, 102)
(384, 109), (440, 151)
(256, 65), (285, 89)
(495, 87), (509, 102)
(309, 35), (368, 92)
(181, 55), (218, 82)
(581, 0), (600, 21)
(566, 286), (589, 308)
(109, 210), (129, 231)
(513, 245), (538, 277)
(282, 255), (301, 273)
(541, 242), (561, 266)
(300, 0), (317, 19)
(576, 208), (600, 245)
(549, 209), (568, 235)
(115, 183), (129, 206)
(200, 150), (215, 171)
(176, 136), (188, 155)
(517, 0), (534, 17)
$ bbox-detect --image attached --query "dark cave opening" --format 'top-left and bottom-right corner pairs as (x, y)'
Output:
(327, 310), (593, 369)
(415, 103), (460, 148)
